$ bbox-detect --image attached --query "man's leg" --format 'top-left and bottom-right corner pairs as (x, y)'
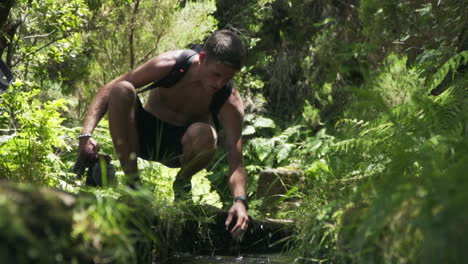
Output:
(173, 122), (217, 198)
(108, 81), (140, 187)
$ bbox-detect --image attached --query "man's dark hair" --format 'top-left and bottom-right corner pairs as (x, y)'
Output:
(203, 30), (245, 70)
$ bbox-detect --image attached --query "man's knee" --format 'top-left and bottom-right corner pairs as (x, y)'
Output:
(108, 81), (137, 104)
(107, 81), (139, 149)
(182, 122), (217, 152)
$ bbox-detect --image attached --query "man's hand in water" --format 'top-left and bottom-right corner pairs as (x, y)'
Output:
(225, 201), (249, 239)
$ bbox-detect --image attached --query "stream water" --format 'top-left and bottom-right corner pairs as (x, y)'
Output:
(172, 254), (294, 264)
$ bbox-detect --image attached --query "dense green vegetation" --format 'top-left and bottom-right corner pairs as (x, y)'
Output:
(1, 0), (467, 263)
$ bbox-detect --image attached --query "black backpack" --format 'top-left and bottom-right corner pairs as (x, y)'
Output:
(0, 60), (13, 94)
(137, 47), (233, 130)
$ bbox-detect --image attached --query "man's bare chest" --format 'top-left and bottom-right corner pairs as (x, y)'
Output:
(145, 82), (214, 125)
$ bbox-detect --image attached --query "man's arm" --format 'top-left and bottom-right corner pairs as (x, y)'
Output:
(78, 52), (178, 163)
(81, 52), (176, 135)
(218, 87), (249, 235)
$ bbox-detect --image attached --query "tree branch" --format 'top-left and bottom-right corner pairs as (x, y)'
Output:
(23, 29), (57, 39)
(129, 0), (141, 70)
(12, 29), (80, 67)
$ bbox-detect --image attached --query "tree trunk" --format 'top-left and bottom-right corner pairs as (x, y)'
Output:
(0, 0), (17, 64)
(129, 0), (140, 70)
(0, 0), (15, 29)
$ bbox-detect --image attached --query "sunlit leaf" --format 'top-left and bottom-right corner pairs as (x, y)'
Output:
(254, 116), (276, 128)
(243, 125), (256, 135)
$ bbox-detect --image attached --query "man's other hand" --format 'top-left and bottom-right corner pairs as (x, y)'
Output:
(225, 201), (249, 239)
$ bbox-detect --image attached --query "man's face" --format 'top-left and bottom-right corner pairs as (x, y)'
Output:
(199, 53), (238, 93)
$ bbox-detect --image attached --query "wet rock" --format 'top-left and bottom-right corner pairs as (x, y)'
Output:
(256, 167), (305, 201)
(174, 205), (294, 256)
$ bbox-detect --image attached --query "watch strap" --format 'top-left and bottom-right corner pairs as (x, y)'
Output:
(234, 195), (248, 210)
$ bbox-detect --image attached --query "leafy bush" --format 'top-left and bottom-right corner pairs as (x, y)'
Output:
(0, 81), (73, 186)
(292, 52), (468, 263)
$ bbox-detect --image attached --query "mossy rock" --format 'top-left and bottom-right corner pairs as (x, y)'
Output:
(0, 181), (90, 263)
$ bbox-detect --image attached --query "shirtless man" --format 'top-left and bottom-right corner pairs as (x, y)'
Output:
(77, 30), (248, 234)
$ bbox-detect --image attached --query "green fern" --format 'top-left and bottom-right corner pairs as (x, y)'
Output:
(428, 51), (468, 93)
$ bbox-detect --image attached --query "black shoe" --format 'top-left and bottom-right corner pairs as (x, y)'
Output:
(173, 177), (192, 201)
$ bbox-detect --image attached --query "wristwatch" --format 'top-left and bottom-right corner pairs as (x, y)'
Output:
(234, 195), (248, 210)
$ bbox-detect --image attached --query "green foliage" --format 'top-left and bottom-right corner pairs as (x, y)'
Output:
(10, 0), (91, 92)
(191, 170), (223, 208)
(0, 183), (78, 263)
(358, 0), (467, 63)
(292, 51), (468, 263)
(139, 160), (222, 208)
(75, 0), (217, 120)
(427, 50), (468, 94)
(243, 114), (297, 168)
(73, 188), (161, 263)
(302, 101), (323, 130)
(234, 66), (266, 113)
(0, 80), (72, 186)
(0, 183), (194, 264)
(157, 0), (217, 51)
(1, 0), (467, 262)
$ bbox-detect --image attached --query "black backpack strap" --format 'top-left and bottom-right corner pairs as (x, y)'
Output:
(137, 50), (197, 94)
(210, 80), (234, 131)
(135, 47), (233, 131)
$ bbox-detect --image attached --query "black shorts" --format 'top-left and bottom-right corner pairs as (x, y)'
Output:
(136, 97), (188, 168)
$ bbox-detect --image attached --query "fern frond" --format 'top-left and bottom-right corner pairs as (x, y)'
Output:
(359, 122), (394, 137)
(428, 51), (468, 93)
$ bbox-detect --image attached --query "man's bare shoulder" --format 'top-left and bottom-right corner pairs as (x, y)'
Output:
(150, 50), (186, 69)
(130, 50), (186, 85)
(125, 50), (188, 88)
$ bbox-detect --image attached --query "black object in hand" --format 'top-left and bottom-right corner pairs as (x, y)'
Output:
(72, 154), (116, 187)
(72, 158), (87, 179)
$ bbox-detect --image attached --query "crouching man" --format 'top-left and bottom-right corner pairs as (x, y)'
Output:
(77, 30), (249, 234)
